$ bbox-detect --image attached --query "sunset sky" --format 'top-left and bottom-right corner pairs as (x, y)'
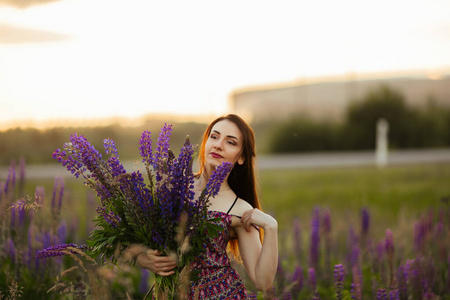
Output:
(1, 0), (449, 129)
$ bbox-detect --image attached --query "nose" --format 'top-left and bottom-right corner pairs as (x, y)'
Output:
(213, 138), (224, 150)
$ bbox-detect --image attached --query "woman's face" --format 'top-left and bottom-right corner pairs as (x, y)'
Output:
(204, 119), (245, 170)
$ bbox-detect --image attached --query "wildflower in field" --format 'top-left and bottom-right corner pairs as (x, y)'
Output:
(290, 266), (303, 299)
(309, 208), (320, 270)
(334, 264), (344, 300)
(377, 288), (388, 300)
(36, 243), (88, 259)
(308, 267), (317, 291)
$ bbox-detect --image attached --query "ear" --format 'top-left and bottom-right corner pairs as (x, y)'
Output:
(237, 156), (245, 165)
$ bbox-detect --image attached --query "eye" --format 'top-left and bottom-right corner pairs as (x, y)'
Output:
(227, 140), (236, 146)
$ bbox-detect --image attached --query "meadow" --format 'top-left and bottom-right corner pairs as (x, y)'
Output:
(1, 160), (449, 299)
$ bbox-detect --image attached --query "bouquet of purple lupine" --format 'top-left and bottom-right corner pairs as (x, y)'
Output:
(38, 124), (232, 299)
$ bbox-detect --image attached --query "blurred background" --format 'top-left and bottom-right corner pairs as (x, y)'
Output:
(1, 0), (450, 299)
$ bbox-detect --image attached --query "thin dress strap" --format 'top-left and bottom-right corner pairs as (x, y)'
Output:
(226, 196), (239, 215)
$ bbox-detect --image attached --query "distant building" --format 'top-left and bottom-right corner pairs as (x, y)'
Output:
(230, 73), (450, 122)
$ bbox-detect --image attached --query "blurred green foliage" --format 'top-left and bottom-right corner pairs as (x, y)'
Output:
(267, 84), (450, 153)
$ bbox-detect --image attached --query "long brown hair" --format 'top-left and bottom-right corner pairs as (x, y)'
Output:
(197, 114), (262, 258)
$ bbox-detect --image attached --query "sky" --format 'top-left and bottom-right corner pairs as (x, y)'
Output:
(0, 0), (449, 129)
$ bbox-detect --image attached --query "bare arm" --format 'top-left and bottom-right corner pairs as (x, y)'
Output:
(235, 208), (278, 291)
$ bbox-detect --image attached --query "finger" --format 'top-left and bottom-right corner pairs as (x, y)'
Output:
(157, 270), (175, 277)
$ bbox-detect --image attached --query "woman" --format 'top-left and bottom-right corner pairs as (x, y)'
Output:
(137, 114), (278, 299)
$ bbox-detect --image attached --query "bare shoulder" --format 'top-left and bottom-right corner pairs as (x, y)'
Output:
(231, 198), (254, 216)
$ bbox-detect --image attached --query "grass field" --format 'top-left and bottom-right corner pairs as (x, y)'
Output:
(1, 162), (449, 299)
(260, 162), (450, 231)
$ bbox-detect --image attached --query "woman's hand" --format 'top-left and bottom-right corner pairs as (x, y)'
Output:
(240, 208), (278, 232)
(137, 249), (178, 276)
(125, 245), (178, 276)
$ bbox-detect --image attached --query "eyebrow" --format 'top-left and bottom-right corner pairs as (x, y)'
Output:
(212, 130), (240, 141)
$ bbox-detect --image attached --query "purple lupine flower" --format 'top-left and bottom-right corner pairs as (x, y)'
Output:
(350, 283), (356, 299)
(351, 244), (360, 268)
(291, 266), (303, 299)
(377, 288), (388, 300)
(152, 123), (173, 178)
(334, 264), (344, 300)
(322, 208), (332, 274)
(361, 207), (370, 236)
(282, 291), (292, 299)
(36, 243), (88, 259)
(388, 289), (400, 300)
(103, 138), (118, 157)
(309, 208), (320, 270)
(10, 204), (16, 228)
(385, 229), (394, 286)
(51, 177), (64, 213)
(96, 207), (122, 229)
(18, 199), (26, 227)
(139, 130), (153, 165)
(307, 267), (317, 290)
(5, 238), (16, 262)
(172, 137), (195, 205)
(396, 265), (407, 300)
(4, 164), (16, 195)
(139, 269), (150, 295)
(204, 162), (233, 198)
(57, 221), (67, 244)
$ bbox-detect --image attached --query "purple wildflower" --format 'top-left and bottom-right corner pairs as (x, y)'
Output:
(334, 264), (344, 300)
(139, 269), (150, 295)
(103, 138), (118, 157)
(57, 221), (67, 244)
(377, 288), (388, 300)
(282, 291), (292, 299)
(388, 289), (400, 300)
(36, 243), (88, 259)
(5, 238), (16, 262)
(309, 208), (320, 270)
(396, 266), (407, 299)
(204, 162), (233, 198)
(361, 207), (370, 236)
(385, 229), (394, 286)
(291, 266), (303, 299)
(139, 130), (153, 165)
(4, 164), (16, 195)
(152, 123), (173, 177)
(308, 267), (317, 290)
(51, 177), (64, 213)
(96, 207), (122, 229)
(18, 200), (26, 227)
(350, 283), (356, 299)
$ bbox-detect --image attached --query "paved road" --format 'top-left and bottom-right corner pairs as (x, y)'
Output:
(1, 149), (449, 179)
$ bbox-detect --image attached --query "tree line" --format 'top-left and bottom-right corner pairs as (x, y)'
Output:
(265, 85), (450, 153)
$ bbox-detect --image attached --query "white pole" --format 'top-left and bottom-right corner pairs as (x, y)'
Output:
(376, 118), (389, 168)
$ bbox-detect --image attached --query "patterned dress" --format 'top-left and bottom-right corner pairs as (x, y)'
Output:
(188, 210), (249, 299)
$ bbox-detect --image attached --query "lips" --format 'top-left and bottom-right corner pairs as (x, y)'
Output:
(210, 152), (223, 159)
